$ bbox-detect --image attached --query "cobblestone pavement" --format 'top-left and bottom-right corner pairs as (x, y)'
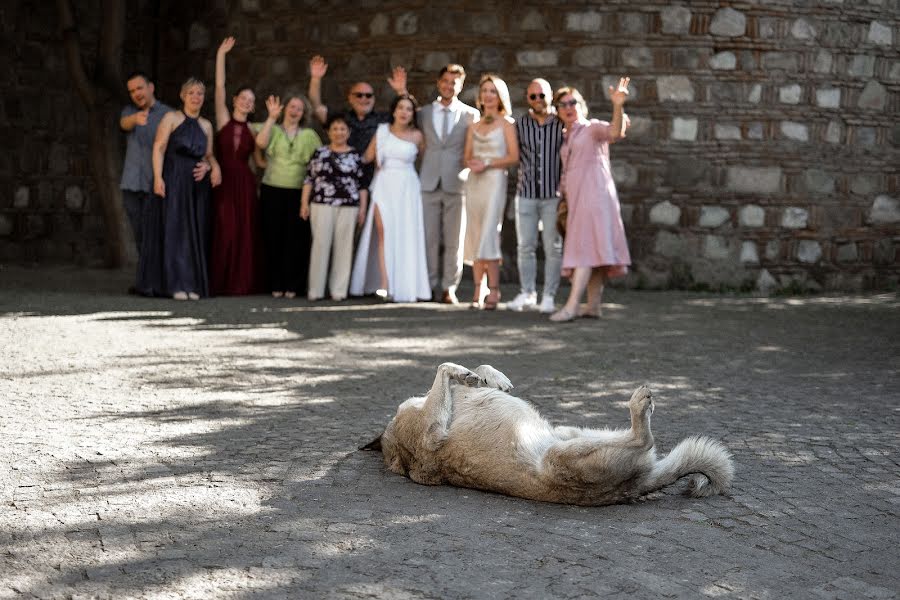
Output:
(1, 266), (898, 599)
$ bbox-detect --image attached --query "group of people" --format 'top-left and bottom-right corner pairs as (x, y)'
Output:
(119, 38), (633, 321)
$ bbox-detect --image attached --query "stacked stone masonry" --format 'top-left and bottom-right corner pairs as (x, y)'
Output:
(5, 1), (898, 290)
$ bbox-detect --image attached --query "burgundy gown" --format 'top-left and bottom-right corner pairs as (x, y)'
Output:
(210, 119), (263, 295)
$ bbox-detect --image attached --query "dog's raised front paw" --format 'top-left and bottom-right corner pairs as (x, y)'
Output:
(439, 363), (483, 387)
(475, 365), (513, 392)
(629, 385), (654, 416)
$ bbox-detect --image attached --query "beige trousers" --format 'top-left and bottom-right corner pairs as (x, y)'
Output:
(308, 203), (359, 300)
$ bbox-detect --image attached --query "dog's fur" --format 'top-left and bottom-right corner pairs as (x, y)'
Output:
(364, 363), (734, 506)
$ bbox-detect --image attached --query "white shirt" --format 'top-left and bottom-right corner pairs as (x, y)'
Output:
(432, 97), (462, 139)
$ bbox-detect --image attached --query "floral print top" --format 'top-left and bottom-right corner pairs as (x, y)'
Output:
(304, 146), (366, 207)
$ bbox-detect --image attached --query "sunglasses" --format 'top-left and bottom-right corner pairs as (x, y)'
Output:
(352, 92), (374, 99)
(528, 93), (546, 100)
(557, 99), (579, 108)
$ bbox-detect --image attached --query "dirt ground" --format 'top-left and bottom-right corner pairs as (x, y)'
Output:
(1, 265), (898, 599)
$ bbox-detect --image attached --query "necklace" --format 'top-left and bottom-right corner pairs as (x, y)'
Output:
(482, 114), (495, 124)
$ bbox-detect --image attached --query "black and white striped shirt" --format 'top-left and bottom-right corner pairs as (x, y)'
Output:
(516, 112), (564, 199)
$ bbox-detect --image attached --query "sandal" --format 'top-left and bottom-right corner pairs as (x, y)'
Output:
(549, 307), (577, 322)
(579, 303), (602, 319)
(483, 290), (500, 311)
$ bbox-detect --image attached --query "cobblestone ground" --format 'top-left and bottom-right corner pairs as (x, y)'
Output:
(1, 266), (898, 599)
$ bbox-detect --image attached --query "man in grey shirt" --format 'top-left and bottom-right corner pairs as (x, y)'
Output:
(119, 72), (207, 287)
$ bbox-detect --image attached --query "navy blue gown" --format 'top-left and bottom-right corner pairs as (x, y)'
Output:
(137, 114), (212, 298)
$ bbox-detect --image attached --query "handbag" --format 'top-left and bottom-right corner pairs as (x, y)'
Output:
(556, 196), (568, 238)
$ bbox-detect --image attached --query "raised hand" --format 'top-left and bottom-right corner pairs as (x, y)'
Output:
(609, 76), (630, 107)
(265, 95), (283, 121)
(133, 110), (149, 126)
(218, 36), (235, 55)
(309, 55), (328, 78)
(388, 65), (408, 94)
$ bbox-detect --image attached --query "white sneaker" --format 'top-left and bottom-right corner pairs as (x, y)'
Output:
(539, 295), (556, 314)
(507, 291), (538, 312)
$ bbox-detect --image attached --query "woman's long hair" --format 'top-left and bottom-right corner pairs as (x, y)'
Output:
(389, 94), (420, 130)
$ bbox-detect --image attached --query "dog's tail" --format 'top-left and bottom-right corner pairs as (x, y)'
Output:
(641, 436), (734, 498)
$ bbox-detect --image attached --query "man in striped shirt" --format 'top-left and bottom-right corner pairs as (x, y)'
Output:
(508, 79), (564, 313)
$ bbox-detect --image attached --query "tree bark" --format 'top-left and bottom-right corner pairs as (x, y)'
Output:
(57, 0), (128, 268)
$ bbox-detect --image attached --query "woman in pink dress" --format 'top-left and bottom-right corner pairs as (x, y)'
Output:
(550, 79), (632, 322)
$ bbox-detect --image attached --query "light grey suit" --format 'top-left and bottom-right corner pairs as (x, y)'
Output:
(419, 100), (480, 294)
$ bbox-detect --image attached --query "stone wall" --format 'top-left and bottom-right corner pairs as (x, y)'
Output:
(5, 1), (899, 290)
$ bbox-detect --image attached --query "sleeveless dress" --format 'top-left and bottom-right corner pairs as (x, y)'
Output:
(209, 119), (262, 295)
(162, 115), (212, 297)
(463, 126), (508, 263)
(350, 124), (431, 302)
(559, 118), (630, 278)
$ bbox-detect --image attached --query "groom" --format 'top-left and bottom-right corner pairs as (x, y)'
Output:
(419, 64), (480, 304)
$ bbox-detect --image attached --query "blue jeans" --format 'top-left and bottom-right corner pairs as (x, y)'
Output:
(514, 196), (562, 297)
(122, 190), (149, 255)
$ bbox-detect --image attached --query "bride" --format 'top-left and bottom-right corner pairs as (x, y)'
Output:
(350, 94), (431, 303)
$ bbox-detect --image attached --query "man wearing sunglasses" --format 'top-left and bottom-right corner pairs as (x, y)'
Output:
(507, 79), (564, 314)
(419, 64), (481, 305)
(308, 55), (408, 187)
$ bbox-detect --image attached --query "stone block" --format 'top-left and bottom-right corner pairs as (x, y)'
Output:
(520, 10), (546, 31)
(850, 174), (878, 195)
(763, 52), (798, 71)
(781, 207), (809, 229)
(657, 76), (694, 102)
(23, 214), (45, 239)
(49, 143), (68, 175)
(566, 12), (602, 32)
(868, 195), (899, 224)
(64, 186), (83, 211)
(420, 52), (451, 73)
(858, 80), (886, 111)
(649, 201), (681, 226)
(797, 240), (822, 263)
(471, 47), (504, 72)
(893, 124), (900, 147)
(516, 50), (557, 67)
(14, 186), (29, 208)
(758, 18), (777, 39)
(666, 157), (708, 187)
(710, 8), (746, 37)
(709, 52), (736, 70)
(572, 46), (605, 68)
(0, 214), (12, 236)
(757, 269), (778, 293)
(740, 51), (756, 71)
(855, 126), (877, 146)
(703, 235), (732, 260)
(848, 55), (875, 78)
(369, 14), (389, 36)
(781, 121), (809, 142)
(653, 231), (686, 257)
(739, 205), (765, 227)
(620, 13), (646, 34)
(747, 122), (764, 140)
(727, 167), (781, 194)
(890, 62), (900, 81)
(813, 50), (833, 74)
(815, 87), (840, 108)
(714, 124), (741, 140)
(765, 240), (780, 260)
(671, 48), (704, 70)
(611, 160), (637, 187)
(803, 169), (835, 194)
(868, 21), (892, 46)
(821, 22), (853, 46)
(271, 57), (289, 76)
(671, 117), (697, 141)
(620, 204), (634, 224)
(747, 83), (762, 104)
(779, 84), (802, 104)
(661, 6), (691, 35)
(740, 241), (759, 264)
(825, 120), (843, 144)
(699, 206), (730, 228)
(335, 23), (359, 38)
(188, 23), (210, 51)
(626, 116), (652, 138)
(836, 243), (858, 263)
(791, 19), (816, 40)
(395, 13), (417, 35)
(873, 239), (896, 265)
(240, 0), (259, 11)
(471, 15), (500, 35)
(622, 47), (653, 69)
(709, 82), (741, 103)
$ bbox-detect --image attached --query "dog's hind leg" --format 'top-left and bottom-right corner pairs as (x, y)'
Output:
(474, 365), (513, 392)
(420, 363), (481, 451)
(553, 386), (655, 448)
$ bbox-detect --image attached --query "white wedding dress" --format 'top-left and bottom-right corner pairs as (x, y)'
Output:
(350, 124), (431, 302)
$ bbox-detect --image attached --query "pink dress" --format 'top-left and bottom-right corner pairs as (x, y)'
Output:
(559, 118), (631, 278)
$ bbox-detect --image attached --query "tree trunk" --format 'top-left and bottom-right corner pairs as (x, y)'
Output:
(57, 0), (128, 268)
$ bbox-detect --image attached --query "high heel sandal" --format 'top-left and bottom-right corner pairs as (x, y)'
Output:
(483, 289), (500, 311)
(469, 285), (482, 309)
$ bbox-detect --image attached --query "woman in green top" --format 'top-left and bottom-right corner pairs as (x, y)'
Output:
(255, 92), (322, 298)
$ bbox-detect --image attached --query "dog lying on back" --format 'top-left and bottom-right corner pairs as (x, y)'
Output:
(364, 363), (734, 506)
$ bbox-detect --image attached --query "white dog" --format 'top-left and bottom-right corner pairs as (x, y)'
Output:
(364, 363), (734, 506)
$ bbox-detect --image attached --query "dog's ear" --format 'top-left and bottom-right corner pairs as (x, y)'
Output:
(359, 435), (382, 451)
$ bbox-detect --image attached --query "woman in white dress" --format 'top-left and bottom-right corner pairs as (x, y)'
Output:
(350, 95), (431, 303)
(463, 74), (519, 310)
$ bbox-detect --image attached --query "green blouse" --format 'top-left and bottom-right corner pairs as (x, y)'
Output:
(253, 124), (322, 189)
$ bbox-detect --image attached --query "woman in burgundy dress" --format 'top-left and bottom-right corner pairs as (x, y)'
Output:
(209, 36), (263, 295)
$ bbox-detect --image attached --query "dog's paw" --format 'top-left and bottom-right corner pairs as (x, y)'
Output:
(440, 363), (483, 387)
(629, 385), (654, 416)
(474, 365), (513, 392)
